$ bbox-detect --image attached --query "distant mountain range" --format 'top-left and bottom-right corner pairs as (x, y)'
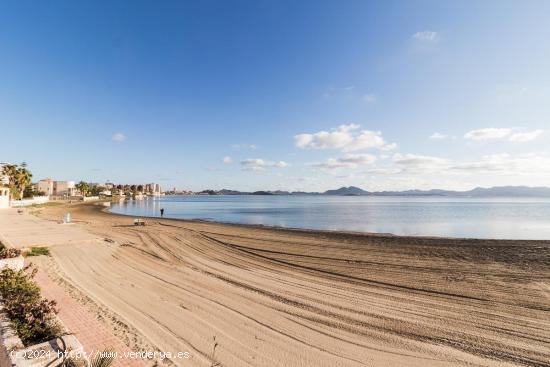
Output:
(195, 186), (550, 197)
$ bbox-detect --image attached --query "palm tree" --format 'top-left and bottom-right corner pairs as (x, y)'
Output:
(75, 181), (90, 197)
(1, 164), (17, 194)
(2, 163), (32, 200)
(15, 165), (32, 200)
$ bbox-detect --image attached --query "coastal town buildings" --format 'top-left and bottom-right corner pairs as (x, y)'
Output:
(55, 181), (76, 196)
(37, 178), (76, 197)
(37, 178), (54, 196)
(144, 183), (162, 196)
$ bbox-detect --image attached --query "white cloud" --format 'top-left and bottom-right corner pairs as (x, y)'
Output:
(450, 154), (513, 172)
(309, 158), (356, 171)
(430, 132), (448, 139)
(338, 153), (377, 165)
(508, 129), (543, 142)
(392, 153), (448, 172)
(308, 154), (376, 173)
(449, 153), (550, 174)
(464, 128), (543, 142)
(240, 159), (289, 171)
(464, 128), (512, 141)
(294, 124), (396, 152)
(379, 142), (397, 151)
(388, 152), (550, 178)
(363, 94), (377, 103)
(233, 144), (258, 150)
(361, 167), (400, 175)
(222, 156), (233, 164)
(413, 31), (439, 42)
(112, 132), (127, 142)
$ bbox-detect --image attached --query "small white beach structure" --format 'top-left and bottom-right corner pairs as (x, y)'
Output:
(0, 188), (9, 209)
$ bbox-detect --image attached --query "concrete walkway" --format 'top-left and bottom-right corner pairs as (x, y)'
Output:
(0, 208), (148, 366)
(0, 208), (97, 248)
(34, 269), (147, 366)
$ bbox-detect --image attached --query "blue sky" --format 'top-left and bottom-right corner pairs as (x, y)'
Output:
(1, 0), (549, 191)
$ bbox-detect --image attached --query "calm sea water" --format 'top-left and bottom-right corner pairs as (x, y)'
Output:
(109, 195), (550, 240)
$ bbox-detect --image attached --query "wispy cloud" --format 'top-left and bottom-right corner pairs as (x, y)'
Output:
(233, 144), (258, 150)
(508, 130), (544, 142)
(309, 159), (354, 171)
(338, 153), (377, 165)
(222, 156), (233, 164)
(449, 153), (550, 175)
(294, 124), (396, 152)
(430, 132), (448, 139)
(388, 151), (550, 177)
(240, 158), (289, 171)
(363, 94), (377, 103)
(392, 153), (448, 172)
(309, 154), (377, 172)
(464, 128), (543, 142)
(112, 132), (127, 142)
(412, 31), (439, 42)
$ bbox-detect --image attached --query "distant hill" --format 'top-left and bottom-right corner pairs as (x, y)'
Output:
(218, 189), (243, 195)
(322, 186), (550, 197)
(323, 186), (369, 196)
(465, 186), (550, 197)
(195, 186), (550, 197)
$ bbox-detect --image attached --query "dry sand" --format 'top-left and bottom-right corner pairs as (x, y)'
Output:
(34, 202), (550, 367)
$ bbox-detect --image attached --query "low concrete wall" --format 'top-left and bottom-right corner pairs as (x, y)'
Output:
(81, 196), (100, 202)
(0, 197), (8, 210)
(9, 197), (49, 208)
(0, 304), (24, 367)
(0, 256), (24, 271)
(10, 335), (85, 367)
(0, 305), (86, 367)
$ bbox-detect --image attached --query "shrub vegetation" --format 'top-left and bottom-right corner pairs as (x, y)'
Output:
(27, 247), (51, 257)
(0, 265), (62, 345)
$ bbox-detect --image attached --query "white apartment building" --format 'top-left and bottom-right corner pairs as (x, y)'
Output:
(37, 178), (54, 196)
(37, 178), (76, 197)
(55, 181), (76, 196)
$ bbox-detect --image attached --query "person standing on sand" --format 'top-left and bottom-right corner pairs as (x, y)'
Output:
(160, 208), (164, 217)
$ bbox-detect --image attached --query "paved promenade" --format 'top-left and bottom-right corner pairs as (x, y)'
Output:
(0, 207), (97, 248)
(34, 269), (146, 367)
(0, 207), (148, 366)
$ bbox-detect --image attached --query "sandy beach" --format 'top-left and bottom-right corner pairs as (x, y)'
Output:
(23, 202), (550, 366)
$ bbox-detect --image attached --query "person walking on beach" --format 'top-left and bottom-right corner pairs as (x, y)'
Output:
(160, 208), (164, 217)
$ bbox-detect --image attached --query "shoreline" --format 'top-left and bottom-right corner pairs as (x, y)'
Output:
(21, 202), (550, 366)
(103, 203), (550, 244)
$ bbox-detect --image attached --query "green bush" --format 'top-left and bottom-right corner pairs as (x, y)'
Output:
(0, 265), (62, 345)
(27, 247), (50, 257)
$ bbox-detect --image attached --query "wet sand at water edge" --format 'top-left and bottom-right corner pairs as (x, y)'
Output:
(32, 202), (550, 367)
